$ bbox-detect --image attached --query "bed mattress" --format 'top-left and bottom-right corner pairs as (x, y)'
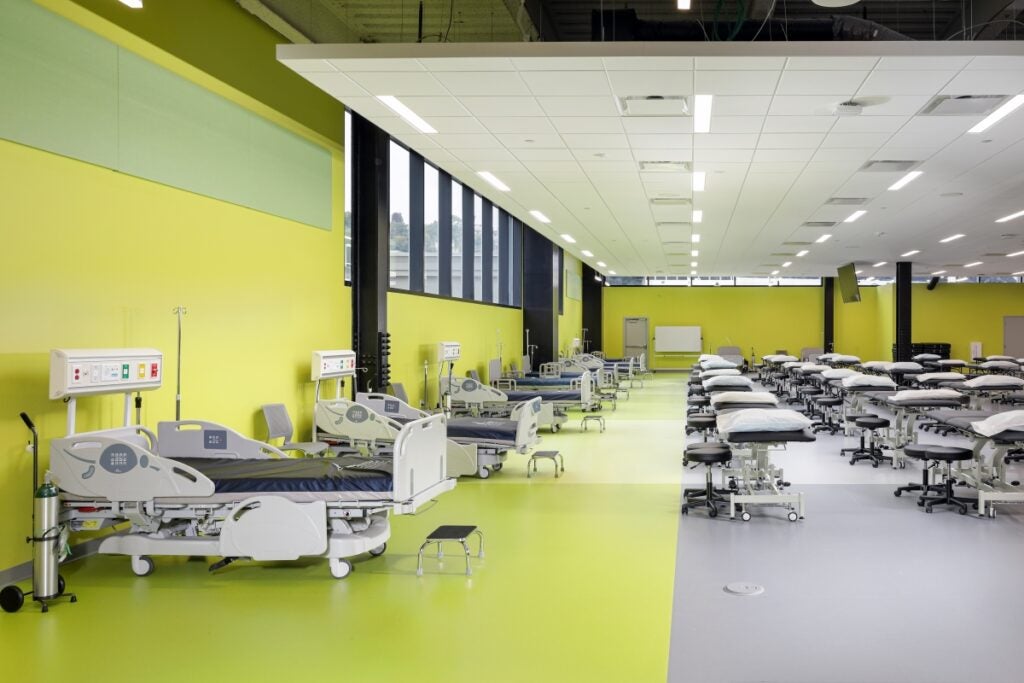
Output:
(447, 417), (518, 443)
(526, 371), (583, 379)
(173, 455), (393, 494)
(505, 390), (581, 402)
(515, 377), (576, 387)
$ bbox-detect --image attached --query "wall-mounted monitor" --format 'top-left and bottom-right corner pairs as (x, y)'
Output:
(837, 263), (861, 303)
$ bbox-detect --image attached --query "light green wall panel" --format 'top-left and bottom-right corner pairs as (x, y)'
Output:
(248, 115), (333, 228)
(0, 0), (118, 167)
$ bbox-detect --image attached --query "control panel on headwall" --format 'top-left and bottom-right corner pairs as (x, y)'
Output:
(312, 350), (356, 381)
(50, 349), (163, 400)
(436, 342), (461, 412)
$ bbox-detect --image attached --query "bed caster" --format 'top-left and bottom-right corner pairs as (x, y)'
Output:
(872, 462), (879, 469)
(477, 466), (491, 479)
(708, 506), (718, 518)
(924, 507), (933, 514)
(787, 511), (799, 522)
(368, 543), (387, 557)
(131, 555), (155, 577)
(740, 511), (751, 522)
(848, 460), (855, 466)
(958, 507), (967, 516)
(680, 506), (688, 515)
(0, 585), (25, 613)
(57, 575), (66, 597)
(493, 463), (503, 472)
(551, 424), (561, 433)
(917, 499), (926, 507)
(329, 558), (353, 579)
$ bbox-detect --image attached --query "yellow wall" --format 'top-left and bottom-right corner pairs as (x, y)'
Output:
(0, 139), (349, 571)
(559, 253), (583, 356)
(913, 283), (1024, 360)
(602, 287), (823, 369)
(833, 286), (888, 361)
(388, 292), (523, 408)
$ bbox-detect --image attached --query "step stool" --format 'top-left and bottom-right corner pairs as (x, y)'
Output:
(528, 450), (564, 478)
(416, 525), (485, 577)
(581, 414), (605, 432)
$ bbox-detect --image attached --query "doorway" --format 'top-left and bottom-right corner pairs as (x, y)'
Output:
(623, 317), (649, 359)
(1004, 316), (1024, 357)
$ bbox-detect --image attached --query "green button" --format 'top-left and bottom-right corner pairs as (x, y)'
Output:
(121, 363), (129, 379)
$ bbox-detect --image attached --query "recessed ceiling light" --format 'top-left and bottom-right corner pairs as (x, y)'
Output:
(965, 261), (983, 267)
(690, 261), (698, 268)
(597, 261), (607, 267)
(770, 270), (779, 275)
(873, 261), (887, 267)
(996, 209), (1024, 223)
(1014, 270), (1024, 275)
(968, 94), (1024, 134)
(796, 250), (809, 257)
(581, 250), (594, 257)
(692, 171), (706, 192)
(844, 210), (867, 223)
(677, 0), (691, 9)
(691, 234), (701, 243)
(376, 96), (436, 134)
(609, 270), (617, 275)
(477, 171), (510, 192)
(691, 250), (699, 257)
(690, 270), (697, 275)
(940, 234), (964, 243)
(782, 261), (792, 267)
(887, 171), (923, 191)
(931, 270), (946, 275)
(855, 270), (863, 275)
(529, 210), (551, 224)
(815, 234), (832, 243)
(693, 95), (713, 134)
(692, 210), (703, 223)
(900, 250), (920, 257)
(560, 234), (576, 244)
(1008, 250), (1024, 257)
(119, 0), (143, 7)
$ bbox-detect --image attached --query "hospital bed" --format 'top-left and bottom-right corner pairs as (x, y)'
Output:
(446, 372), (601, 432)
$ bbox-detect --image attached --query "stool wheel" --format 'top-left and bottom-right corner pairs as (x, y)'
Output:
(787, 511), (799, 522)
(741, 511), (751, 522)
(708, 506), (718, 519)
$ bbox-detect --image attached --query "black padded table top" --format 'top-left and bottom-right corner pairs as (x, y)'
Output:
(886, 398), (968, 408)
(724, 429), (816, 443)
(173, 455), (392, 494)
(714, 403), (780, 412)
(425, 525), (478, 540)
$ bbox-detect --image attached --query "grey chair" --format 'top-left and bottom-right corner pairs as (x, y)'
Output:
(468, 369), (481, 382)
(261, 403), (329, 456)
(388, 383), (410, 404)
(800, 347), (824, 362)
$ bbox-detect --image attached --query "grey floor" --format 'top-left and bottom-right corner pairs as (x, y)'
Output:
(669, 422), (1024, 683)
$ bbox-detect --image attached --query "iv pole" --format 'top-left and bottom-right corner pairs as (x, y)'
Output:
(172, 306), (188, 421)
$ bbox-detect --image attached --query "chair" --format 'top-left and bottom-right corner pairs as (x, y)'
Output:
(800, 347), (824, 362)
(681, 443), (733, 518)
(847, 416), (892, 468)
(261, 403), (329, 457)
(468, 369), (481, 382)
(916, 446), (976, 514)
(388, 382), (411, 404)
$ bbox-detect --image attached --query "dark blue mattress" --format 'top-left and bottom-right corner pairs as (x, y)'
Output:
(173, 456), (392, 493)
(515, 377), (575, 387)
(447, 418), (518, 442)
(506, 390), (581, 402)
(526, 371), (583, 379)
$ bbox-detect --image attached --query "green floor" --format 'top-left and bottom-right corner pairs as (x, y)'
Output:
(0, 377), (684, 682)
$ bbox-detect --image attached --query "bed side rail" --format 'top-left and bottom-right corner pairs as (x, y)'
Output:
(158, 420), (289, 460)
(356, 392), (428, 421)
(392, 413), (449, 509)
(441, 376), (508, 406)
(315, 399), (401, 444)
(510, 397), (543, 452)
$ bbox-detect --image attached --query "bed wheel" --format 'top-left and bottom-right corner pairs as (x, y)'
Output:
(131, 555), (155, 577)
(493, 463), (503, 471)
(893, 490), (902, 497)
(989, 507), (997, 519)
(368, 543), (387, 557)
(477, 466), (491, 479)
(551, 424), (560, 433)
(0, 585), (25, 613)
(787, 511), (799, 522)
(329, 558), (353, 579)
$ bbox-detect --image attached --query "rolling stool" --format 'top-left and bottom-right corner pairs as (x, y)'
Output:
(812, 396), (843, 434)
(681, 443), (733, 518)
(416, 525), (485, 577)
(798, 386), (824, 417)
(918, 447), (975, 514)
(848, 416), (893, 468)
(894, 444), (946, 499)
(687, 396), (711, 414)
(686, 414), (717, 441)
(840, 413), (874, 447)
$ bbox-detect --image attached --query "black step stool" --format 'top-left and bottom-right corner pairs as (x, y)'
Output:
(416, 525), (485, 577)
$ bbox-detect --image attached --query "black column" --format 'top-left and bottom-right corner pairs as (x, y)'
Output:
(823, 277), (835, 353)
(498, 211), (510, 306)
(350, 112), (389, 393)
(523, 227), (558, 366)
(895, 261), (912, 362)
(481, 199), (493, 302)
(438, 172), (452, 297)
(582, 264), (604, 353)
(408, 155), (424, 292)
(462, 191), (475, 299)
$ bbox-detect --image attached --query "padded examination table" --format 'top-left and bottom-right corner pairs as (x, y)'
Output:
(724, 429), (817, 443)
(172, 455), (393, 494)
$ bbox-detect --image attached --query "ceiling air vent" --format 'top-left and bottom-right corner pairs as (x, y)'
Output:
(826, 197), (868, 206)
(618, 95), (689, 118)
(650, 197), (692, 206)
(640, 160), (691, 173)
(802, 221), (837, 228)
(919, 95), (1007, 116)
(860, 160), (918, 173)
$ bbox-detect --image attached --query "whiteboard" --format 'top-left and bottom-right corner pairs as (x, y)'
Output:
(654, 326), (702, 353)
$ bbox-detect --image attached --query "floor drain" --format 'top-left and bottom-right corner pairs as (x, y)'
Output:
(724, 582), (764, 596)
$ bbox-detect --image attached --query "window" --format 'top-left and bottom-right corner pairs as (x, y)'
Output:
(451, 180), (463, 297)
(492, 206), (500, 303)
(388, 141), (410, 290)
(344, 111), (352, 283)
(473, 194), (483, 301)
(424, 163), (440, 294)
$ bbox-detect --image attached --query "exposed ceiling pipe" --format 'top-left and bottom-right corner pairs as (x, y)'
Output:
(236, 0), (312, 43)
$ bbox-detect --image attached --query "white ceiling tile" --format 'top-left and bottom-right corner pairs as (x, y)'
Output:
(870, 147), (936, 162)
(478, 117), (556, 134)
(694, 133), (758, 149)
(553, 117), (625, 134)
(628, 134), (693, 149)
(496, 133), (566, 148)
(427, 117), (488, 134)
(769, 95), (852, 116)
(302, 72), (369, 99)
(966, 57), (1024, 70)
(762, 116), (836, 133)
(753, 148), (815, 162)
(433, 133), (503, 148)
(621, 117), (692, 134)
(329, 96), (396, 119)
(461, 97), (545, 117)
(633, 148), (692, 162)
(786, 57), (879, 71)
(860, 95), (934, 116)
(651, 204), (691, 221)
(694, 71), (780, 95)
(328, 58), (425, 72)
(434, 71), (531, 96)
(537, 96), (620, 117)
(423, 58), (516, 72)
(749, 161), (810, 174)
(639, 171), (688, 185)
(876, 56), (972, 71)
(512, 148), (576, 161)
(758, 133), (826, 149)
(347, 71), (447, 96)
(581, 160), (641, 174)
(382, 96), (470, 117)
(450, 147), (518, 162)
(831, 115), (909, 133)
(714, 96), (773, 116)
(521, 71), (612, 96)
(941, 70), (1024, 94)
(710, 116), (765, 133)
(472, 159), (527, 172)
(693, 149), (755, 162)
(603, 57), (694, 70)
(572, 148), (634, 161)
(561, 133), (629, 149)
(695, 57), (787, 70)
(821, 132), (893, 148)
(284, 58), (336, 74)
(776, 70), (868, 96)
(811, 147), (875, 162)
(607, 71), (693, 97)
(511, 57), (606, 71)
(882, 132), (950, 150)
(858, 70), (958, 96)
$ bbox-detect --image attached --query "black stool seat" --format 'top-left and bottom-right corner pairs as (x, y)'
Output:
(844, 412), (873, 423)
(903, 444), (933, 459)
(684, 448), (731, 464)
(924, 446), (972, 462)
(815, 396), (843, 406)
(800, 387), (823, 395)
(687, 415), (716, 428)
(689, 396), (710, 406)
(686, 440), (729, 452)
(855, 416), (890, 430)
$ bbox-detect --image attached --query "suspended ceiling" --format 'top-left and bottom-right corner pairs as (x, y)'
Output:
(280, 41), (1024, 278)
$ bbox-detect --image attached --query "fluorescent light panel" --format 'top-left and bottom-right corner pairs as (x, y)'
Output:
(119, 0), (143, 7)
(770, 270), (779, 275)
(477, 171), (510, 192)
(691, 270), (697, 275)
(968, 94), (1024, 134)
(677, 0), (692, 9)
(692, 210), (703, 223)
(1007, 250), (1024, 257)
(609, 270), (617, 275)
(796, 250), (809, 257)
(581, 250), (594, 257)
(873, 261), (887, 267)
(900, 250), (920, 257)
(855, 270), (863, 275)
(691, 234), (701, 244)
(887, 171), (923, 191)
(690, 261), (698, 267)
(782, 261), (792, 267)
(931, 270), (946, 275)
(965, 261), (982, 267)
(996, 209), (1024, 223)
(691, 250), (699, 257)
(529, 210), (551, 224)
(597, 261), (607, 267)
(940, 234), (964, 243)
(560, 234), (576, 244)
(815, 234), (831, 244)
(692, 171), (706, 192)
(844, 210), (867, 223)
(376, 96), (436, 134)
(693, 95), (713, 134)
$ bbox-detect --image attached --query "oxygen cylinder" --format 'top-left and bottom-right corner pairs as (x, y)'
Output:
(32, 481), (60, 600)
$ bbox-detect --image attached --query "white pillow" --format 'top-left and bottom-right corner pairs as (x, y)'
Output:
(981, 360), (1020, 370)
(860, 361), (892, 371)
(842, 374), (898, 388)
(701, 358), (739, 370)
(703, 375), (754, 388)
(700, 368), (742, 378)
(763, 354), (798, 363)
(711, 391), (778, 406)
(888, 389), (964, 404)
(964, 375), (1024, 389)
(822, 368), (858, 379)
(987, 355), (1016, 361)
(817, 353), (838, 360)
(698, 354), (722, 363)
(831, 354), (861, 363)
(914, 372), (966, 383)
(782, 361), (807, 369)
(971, 410), (1024, 438)
(937, 359), (966, 367)
(888, 362), (924, 372)
(717, 408), (812, 435)
(799, 364), (831, 373)
(912, 353), (941, 361)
